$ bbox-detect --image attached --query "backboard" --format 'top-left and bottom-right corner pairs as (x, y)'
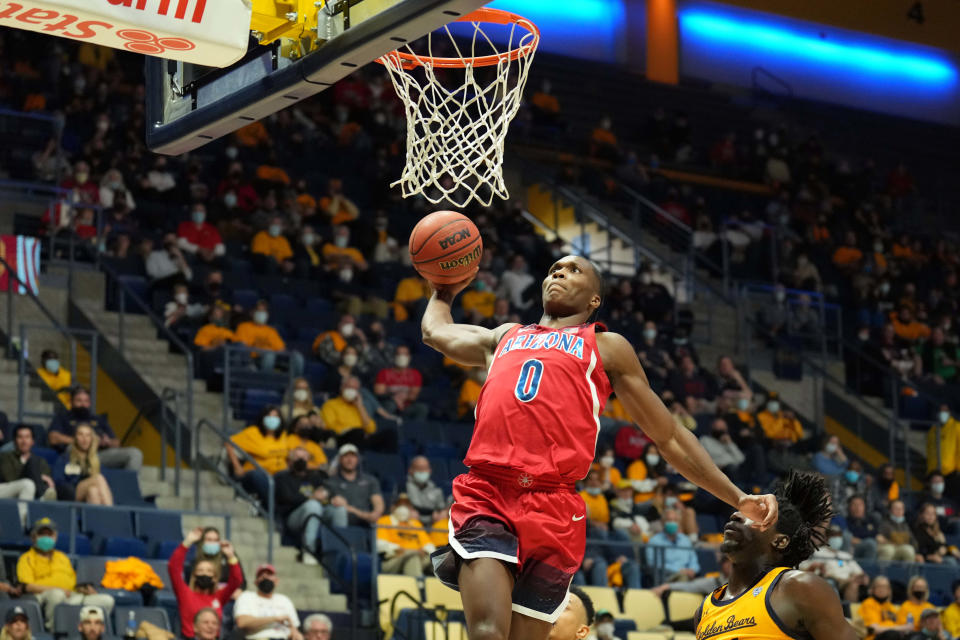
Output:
(145, 0), (489, 155)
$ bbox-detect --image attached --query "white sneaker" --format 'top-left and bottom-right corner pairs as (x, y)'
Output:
(302, 553), (319, 566)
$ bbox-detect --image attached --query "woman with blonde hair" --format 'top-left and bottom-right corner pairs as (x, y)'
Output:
(282, 377), (325, 425)
(52, 423), (113, 505)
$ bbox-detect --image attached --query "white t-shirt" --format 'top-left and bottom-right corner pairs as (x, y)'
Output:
(234, 591), (300, 640)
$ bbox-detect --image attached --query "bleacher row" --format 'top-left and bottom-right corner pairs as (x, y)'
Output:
(0, 601), (171, 640)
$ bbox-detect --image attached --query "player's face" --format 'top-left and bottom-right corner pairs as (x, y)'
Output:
(542, 256), (601, 317)
(720, 510), (786, 559)
(547, 593), (590, 640)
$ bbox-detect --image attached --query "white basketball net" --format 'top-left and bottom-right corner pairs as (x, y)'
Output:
(379, 11), (538, 208)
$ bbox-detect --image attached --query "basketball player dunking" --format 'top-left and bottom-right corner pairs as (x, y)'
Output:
(694, 471), (858, 640)
(422, 255), (778, 640)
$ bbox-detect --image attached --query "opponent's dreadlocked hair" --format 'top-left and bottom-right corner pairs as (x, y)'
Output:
(773, 471), (835, 568)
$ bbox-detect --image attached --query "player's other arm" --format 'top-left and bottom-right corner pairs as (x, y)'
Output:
(597, 332), (777, 529)
(778, 571), (859, 640)
(421, 279), (517, 367)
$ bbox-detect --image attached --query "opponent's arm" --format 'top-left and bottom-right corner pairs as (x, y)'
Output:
(598, 332), (776, 528)
(777, 571), (859, 640)
(421, 277), (516, 367)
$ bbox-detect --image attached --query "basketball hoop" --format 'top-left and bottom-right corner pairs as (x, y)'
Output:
(379, 7), (540, 208)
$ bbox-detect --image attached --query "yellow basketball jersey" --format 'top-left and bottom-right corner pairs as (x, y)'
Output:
(696, 566), (803, 640)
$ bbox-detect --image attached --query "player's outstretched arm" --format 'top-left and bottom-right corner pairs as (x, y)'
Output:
(421, 278), (517, 367)
(776, 571), (859, 640)
(597, 332), (777, 529)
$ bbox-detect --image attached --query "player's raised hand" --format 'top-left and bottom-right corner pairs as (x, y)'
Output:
(430, 268), (479, 300)
(737, 493), (778, 530)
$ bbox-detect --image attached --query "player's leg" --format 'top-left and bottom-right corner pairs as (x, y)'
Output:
(458, 557), (515, 640)
(507, 612), (552, 640)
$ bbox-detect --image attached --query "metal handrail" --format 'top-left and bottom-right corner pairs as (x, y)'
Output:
(195, 417), (275, 563)
(96, 260), (194, 472)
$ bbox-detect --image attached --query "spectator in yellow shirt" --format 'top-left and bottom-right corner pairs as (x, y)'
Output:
(626, 443), (668, 503)
(928, 404), (960, 475)
(595, 446), (622, 491)
(312, 315), (365, 366)
(285, 415), (328, 470)
(194, 306), (235, 349)
(322, 226), (367, 271)
(319, 179), (359, 226)
(375, 495), (435, 576)
(530, 79), (560, 125)
(943, 582), (960, 637)
(234, 300), (303, 376)
(891, 306), (930, 343)
(226, 407), (289, 505)
(251, 216), (294, 275)
(393, 274), (431, 322)
(320, 377), (376, 445)
(461, 276), (496, 321)
(898, 576), (935, 631)
(580, 468), (611, 531)
(858, 576), (902, 640)
(18, 518), (115, 628)
(756, 395), (804, 443)
(37, 349), (71, 407)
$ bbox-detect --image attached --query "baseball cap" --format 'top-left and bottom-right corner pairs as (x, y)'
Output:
(595, 609), (614, 620)
(337, 443), (359, 457)
(920, 609), (940, 621)
(79, 607), (104, 623)
(255, 563), (277, 578)
(31, 517), (57, 535)
(616, 479), (633, 490)
(5, 606), (27, 624)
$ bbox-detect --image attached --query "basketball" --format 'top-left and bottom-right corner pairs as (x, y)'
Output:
(408, 211), (484, 285)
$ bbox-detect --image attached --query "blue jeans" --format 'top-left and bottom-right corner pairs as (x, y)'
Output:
(853, 538), (878, 560)
(286, 499), (348, 554)
(257, 351), (304, 377)
(241, 470), (271, 505)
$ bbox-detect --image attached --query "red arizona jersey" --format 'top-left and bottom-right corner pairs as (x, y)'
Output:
(464, 323), (612, 481)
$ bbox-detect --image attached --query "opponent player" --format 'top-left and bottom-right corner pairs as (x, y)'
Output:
(694, 471), (858, 640)
(421, 254), (778, 640)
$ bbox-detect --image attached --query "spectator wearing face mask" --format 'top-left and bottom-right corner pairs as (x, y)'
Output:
(235, 300), (304, 376)
(698, 418), (745, 482)
(164, 283), (207, 331)
(292, 225), (323, 279)
(878, 499), (922, 562)
(645, 508), (699, 582)
(184, 527), (247, 593)
(322, 225), (367, 272)
(275, 447), (344, 564)
(859, 576), (903, 640)
(375, 495), (435, 576)
(374, 346), (428, 420)
(194, 306), (235, 352)
(369, 213), (400, 263)
(927, 404), (960, 483)
(636, 321), (675, 390)
(145, 232), (193, 289)
(911, 608), (953, 640)
(461, 273), (497, 321)
(870, 464), (901, 515)
(312, 315), (366, 367)
(36, 349), (71, 407)
(251, 216), (295, 275)
(920, 472), (958, 531)
(319, 178), (359, 225)
(405, 456), (446, 523)
(320, 377), (379, 448)
(48, 387), (143, 470)
(285, 416), (327, 469)
(226, 407), (289, 505)
(322, 346), (361, 394)
(593, 610), (620, 640)
(812, 434), (849, 476)
(900, 578), (936, 633)
(799, 524), (868, 602)
(626, 443), (668, 504)
(756, 393), (804, 443)
(281, 378), (324, 425)
(177, 203), (225, 264)
(170, 527), (242, 639)
(595, 447), (622, 491)
(609, 479), (651, 543)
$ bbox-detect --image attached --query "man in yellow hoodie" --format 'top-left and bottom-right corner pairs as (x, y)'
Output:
(375, 495), (434, 576)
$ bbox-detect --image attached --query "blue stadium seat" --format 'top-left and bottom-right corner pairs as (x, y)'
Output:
(426, 458), (450, 486)
(270, 294), (299, 315)
(54, 604), (116, 639)
(102, 469), (151, 508)
(697, 549), (720, 574)
(0, 601), (44, 633)
(305, 298), (334, 315)
(695, 513), (722, 534)
(364, 452), (405, 490)
(0, 500), (27, 546)
(117, 275), (149, 306)
(82, 508), (134, 538)
(304, 361), (327, 387)
(55, 533), (92, 556)
(103, 538), (149, 558)
(154, 540), (181, 560)
(32, 447), (59, 467)
(232, 289), (260, 311)
(241, 389), (283, 420)
(114, 607), (171, 633)
(136, 511), (182, 546)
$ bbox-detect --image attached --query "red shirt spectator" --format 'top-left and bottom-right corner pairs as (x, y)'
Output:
(614, 424), (650, 460)
(216, 162), (258, 212)
(374, 346), (422, 411)
(177, 205), (225, 255)
(168, 541), (242, 638)
(60, 161), (99, 204)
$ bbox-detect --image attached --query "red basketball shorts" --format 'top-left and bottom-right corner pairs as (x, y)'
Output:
(430, 465), (587, 623)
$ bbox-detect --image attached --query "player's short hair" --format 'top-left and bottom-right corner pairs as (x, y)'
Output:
(773, 471), (835, 568)
(569, 585), (595, 626)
